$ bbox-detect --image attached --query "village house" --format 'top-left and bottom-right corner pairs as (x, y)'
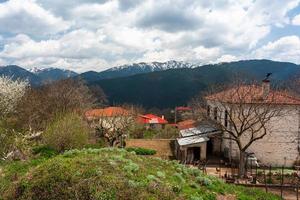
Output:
(85, 106), (132, 131)
(206, 80), (300, 167)
(175, 123), (221, 164)
(176, 80), (300, 167)
(137, 114), (168, 129)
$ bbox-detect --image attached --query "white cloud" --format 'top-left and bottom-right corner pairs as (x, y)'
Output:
(292, 14), (300, 25)
(216, 55), (238, 63)
(253, 36), (300, 64)
(0, 0), (300, 71)
(0, 0), (70, 36)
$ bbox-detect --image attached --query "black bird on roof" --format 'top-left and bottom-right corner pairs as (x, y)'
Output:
(263, 73), (272, 81)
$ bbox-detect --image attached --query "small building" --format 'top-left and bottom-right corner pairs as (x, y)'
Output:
(85, 106), (132, 131)
(137, 114), (168, 129)
(175, 124), (221, 164)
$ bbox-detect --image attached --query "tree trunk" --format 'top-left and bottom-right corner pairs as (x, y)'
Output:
(239, 150), (246, 178)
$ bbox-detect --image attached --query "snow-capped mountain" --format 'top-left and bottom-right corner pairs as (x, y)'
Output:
(90, 60), (197, 80)
(107, 60), (196, 72)
(29, 67), (78, 82)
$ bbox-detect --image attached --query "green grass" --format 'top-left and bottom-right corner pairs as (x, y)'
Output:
(125, 147), (156, 155)
(0, 148), (280, 200)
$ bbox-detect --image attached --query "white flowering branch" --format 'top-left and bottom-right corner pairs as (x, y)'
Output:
(0, 76), (29, 118)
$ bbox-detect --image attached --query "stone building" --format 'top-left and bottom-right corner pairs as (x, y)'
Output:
(205, 80), (300, 167)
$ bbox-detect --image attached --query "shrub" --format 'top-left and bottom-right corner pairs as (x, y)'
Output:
(196, 176), (212, 186)
(32, 145), (58, 158)
(43, 112), (90, 152)
(125, 147), (156, 155)
(124, 162), (139, 174)
(156, 171), (166, 179)
(173, 172), (185, 184)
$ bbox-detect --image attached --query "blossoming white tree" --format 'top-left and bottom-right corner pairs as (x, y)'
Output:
(0, 76), (28, 159)
(0, 76), (28, 118)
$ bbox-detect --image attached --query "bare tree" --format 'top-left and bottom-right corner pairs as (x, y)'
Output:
(17, 79), (104, 131)
(193, 79), (286, 177)
(87, 106), (140, 147)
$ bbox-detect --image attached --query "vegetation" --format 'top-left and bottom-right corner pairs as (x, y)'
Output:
(16, 79), (101, 131)
(130, 125), (179, 139)
(126, 147), (156, 155)
(42, 112), (90, 152)
(0, 148), (280, 200)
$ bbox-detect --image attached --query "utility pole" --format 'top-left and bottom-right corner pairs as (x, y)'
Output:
(174, 107), (177, 124)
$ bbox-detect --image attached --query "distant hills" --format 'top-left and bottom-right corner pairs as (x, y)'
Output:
(0, 65), (78, 85)
(87, 60), (300, 108)
(1, 60), (299, 108)
(77, 60), (196, 82)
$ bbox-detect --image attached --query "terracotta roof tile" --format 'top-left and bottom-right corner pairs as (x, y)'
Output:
(138, 114), (168, 124)
(206, 85), (300, 105)
(85, 107), (130, 119)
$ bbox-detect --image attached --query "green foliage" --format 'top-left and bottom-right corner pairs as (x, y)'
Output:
(156, 171), (166, 179)
(0, 148), (281, 200)
(123, 161), (139, 174)
(196, 176), (212, 186)
(125, 147), (156, 155)
(132, 125), (179, 139)
(42, 112), (90, 152)
(32, 145), (58, 158)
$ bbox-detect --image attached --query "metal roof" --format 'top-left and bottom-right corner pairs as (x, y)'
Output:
(180, 124), (218, 137)
(177, 136), (209, 146)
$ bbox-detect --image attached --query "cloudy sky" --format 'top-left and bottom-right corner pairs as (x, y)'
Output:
(0, 0), (300, 72)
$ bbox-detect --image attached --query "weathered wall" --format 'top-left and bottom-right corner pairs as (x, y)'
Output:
(126, 139), (175, 159)
(207, 100), (300, 167)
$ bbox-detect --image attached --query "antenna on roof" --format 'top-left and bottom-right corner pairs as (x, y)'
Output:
(263, 73), (272, 81)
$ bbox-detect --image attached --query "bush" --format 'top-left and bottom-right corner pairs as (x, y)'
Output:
(125, 147), (156, 155)
(43, 112), (90, 152)
(32, 146), (58, 158)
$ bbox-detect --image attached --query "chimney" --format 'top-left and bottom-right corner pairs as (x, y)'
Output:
(262, 79), (270, 99)
(161, 115), (164, 120)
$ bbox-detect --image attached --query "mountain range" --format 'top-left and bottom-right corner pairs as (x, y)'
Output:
(1, 60), (299, 108)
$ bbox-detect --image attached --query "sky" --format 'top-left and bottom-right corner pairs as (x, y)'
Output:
(0, 0), (299, 72)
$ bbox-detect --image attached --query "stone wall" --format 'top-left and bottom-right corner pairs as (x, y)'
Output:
(126, 139), (175, 159)
(207, 100), (300, 167)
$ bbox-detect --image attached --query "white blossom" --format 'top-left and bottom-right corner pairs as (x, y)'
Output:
(0, 76), (28, 117)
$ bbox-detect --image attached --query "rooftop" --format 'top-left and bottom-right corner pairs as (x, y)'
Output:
(206, 85), (300, 105)
(85, 107), (130, 119)
(138, 114), (168, 124)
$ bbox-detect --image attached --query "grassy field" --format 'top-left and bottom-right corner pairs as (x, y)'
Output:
(0, 148), (280, 200)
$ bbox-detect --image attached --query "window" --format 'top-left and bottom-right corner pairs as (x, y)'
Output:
(213, 107), (218, 120)
(207, 105), (210, 117)
(224, 110), (228, 127)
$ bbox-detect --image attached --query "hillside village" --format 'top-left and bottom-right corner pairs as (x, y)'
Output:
(1, 0), (300, 199)
(1, 67), (300, 199)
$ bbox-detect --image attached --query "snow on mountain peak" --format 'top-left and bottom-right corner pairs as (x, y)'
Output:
(107, 60), (196, 72)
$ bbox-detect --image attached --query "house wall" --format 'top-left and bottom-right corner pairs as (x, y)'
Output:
(176, 142), (207, 163)
(207, 100), (300, 167)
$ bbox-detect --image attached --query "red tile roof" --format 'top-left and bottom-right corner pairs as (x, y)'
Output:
(206, 85), (300, 105)
(176, 106), (192, 111)
(177, 119), (197, 130)
(138, 114), (168, 124)
(85, 107), (130, 119)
